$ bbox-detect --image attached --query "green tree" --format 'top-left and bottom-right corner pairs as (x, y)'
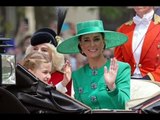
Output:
(100, 7), (134, 30)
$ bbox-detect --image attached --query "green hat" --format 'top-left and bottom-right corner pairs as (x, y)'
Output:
(57, 20), (128, 54)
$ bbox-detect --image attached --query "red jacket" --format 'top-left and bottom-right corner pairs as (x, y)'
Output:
(48, 71), (72, 96)
(114, 14), (160, 82)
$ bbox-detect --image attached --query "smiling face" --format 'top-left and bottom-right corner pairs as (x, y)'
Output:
(79, 33), (105, 59)
(29, 44), (54, 64)
(32, 44), (52, 57)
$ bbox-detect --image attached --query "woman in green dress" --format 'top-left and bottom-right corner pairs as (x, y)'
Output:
(57, 20), (131, 110)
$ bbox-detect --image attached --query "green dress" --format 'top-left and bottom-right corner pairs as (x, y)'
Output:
(72, 59), (131, 110)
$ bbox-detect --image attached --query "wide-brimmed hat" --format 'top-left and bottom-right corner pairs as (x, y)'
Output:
(57, 20), (128, 54)
(31, 28), (58, 47)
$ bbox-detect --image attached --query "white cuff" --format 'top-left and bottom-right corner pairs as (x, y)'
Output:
(55, 82), (67, 93)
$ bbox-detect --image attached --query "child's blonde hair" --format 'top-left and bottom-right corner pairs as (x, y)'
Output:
(22, 51), (51, 72)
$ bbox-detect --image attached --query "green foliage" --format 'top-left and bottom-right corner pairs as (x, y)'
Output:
(34, 7), (56, 29)
(100, 7), (129, 21)
(16, 7), (25, 18)
(4, 21), (13, 37)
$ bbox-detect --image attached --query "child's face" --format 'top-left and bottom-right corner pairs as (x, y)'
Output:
(33, 62), (52, 84)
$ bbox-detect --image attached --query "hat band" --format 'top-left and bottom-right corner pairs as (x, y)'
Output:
(77, 27), (104, 35)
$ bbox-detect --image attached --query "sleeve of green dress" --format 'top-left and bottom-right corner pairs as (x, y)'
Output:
(107, 61), (131, 109)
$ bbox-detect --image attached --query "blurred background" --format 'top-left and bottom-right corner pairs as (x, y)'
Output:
(0, 6), (158, 71)
(0, 6), (135, 37)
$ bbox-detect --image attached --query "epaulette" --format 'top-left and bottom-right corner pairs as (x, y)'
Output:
(154, 14), (160, 24)
(125, 20), (133, 26)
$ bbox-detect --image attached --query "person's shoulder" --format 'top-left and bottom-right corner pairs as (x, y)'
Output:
(72, 68), (82, 80)
(117, 61), (131, 74)
(124, 20), (134, 26)
(117, 61), (131, 68)
(117, 20), (134, 30)
(117, 60), (130, 65)
(73, 66), (84, 73)
(72, 65), (87, 75)
(154, 13), (160, 25)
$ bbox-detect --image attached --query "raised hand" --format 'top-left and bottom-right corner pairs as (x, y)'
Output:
(61, 60), (72, 87)
(104, 58), (118, 91)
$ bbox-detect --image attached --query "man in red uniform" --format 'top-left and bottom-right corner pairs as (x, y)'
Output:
(114, 6), (160, 82)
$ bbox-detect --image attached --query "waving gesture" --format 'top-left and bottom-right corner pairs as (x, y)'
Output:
(61, 60), (72, 87)
(104, 58), (118, 91)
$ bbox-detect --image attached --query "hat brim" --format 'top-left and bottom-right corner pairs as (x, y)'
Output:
(57, 30), (128, 54)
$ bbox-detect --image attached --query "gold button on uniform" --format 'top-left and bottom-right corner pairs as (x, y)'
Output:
(138, 64), (142, 67)
(157, 54), (160, 58)
(158, 44), (160, 49)
(155, 63), (158, 67)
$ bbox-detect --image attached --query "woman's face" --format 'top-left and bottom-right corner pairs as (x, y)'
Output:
(32, 62), (52, 84)
(79, 33), (105, 59)
(32, 44), (52, 59)
(133, 6), (153, 18)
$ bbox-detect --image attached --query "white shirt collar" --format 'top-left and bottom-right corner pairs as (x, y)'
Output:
(135, 9), (154, 21)
(133, 10), (154, 25)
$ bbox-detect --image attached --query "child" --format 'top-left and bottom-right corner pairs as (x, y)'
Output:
(22, 51), (71, 93)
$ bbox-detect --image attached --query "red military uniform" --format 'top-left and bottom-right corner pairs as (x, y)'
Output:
(48, 71), (72, 96)
(114, 14), (160, 82)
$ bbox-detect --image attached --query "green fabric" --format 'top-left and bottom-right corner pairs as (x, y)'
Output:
(72, 59), (131, 110)
(57, 20), (128, 54)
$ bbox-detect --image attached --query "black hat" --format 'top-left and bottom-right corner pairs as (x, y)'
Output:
(31, 28), (58, 47)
